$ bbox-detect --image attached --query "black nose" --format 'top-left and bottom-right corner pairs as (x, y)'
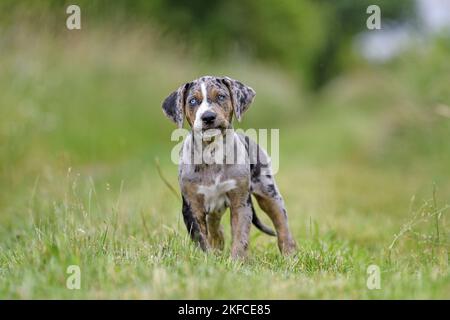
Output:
(201, 111), (216, 124)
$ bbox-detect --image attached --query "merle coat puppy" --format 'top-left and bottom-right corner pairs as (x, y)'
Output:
(162, 76), (296, 258)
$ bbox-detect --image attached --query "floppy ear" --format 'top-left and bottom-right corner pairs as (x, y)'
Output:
(162, 82), (191, 128)
(221, 77), (256, 122)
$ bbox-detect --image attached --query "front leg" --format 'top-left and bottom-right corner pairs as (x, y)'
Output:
(182, 195), (209, 252)
(228, 189), (253, 259)
(206, 211), (225, 251)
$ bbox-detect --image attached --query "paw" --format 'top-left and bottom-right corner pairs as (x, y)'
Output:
(208, 234), (225, 251)
(279, 239), (297, 256)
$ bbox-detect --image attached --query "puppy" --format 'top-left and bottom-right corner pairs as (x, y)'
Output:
(162, 76), (296, 258)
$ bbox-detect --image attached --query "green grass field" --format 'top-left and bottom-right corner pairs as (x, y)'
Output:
(0, 25), (449, 299)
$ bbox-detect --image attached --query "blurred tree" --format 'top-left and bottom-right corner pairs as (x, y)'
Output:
(1, 0), (416, 89)
(313, 0), (416, 89)
(128, 0), (415, 89)
(141, 0), (415, 89)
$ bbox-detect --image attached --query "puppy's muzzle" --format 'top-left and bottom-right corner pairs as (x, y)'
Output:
(201, 111), (217, 125)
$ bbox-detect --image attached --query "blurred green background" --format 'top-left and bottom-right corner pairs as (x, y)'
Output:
(0, 0), (449, 298)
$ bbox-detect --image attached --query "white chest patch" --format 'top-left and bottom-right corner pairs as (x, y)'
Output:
(197, 177), (237, 213)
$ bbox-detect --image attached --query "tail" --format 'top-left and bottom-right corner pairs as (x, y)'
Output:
(250, 196), (276, 237)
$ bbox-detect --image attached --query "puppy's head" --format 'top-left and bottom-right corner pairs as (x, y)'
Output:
(162, 76), (256, 132)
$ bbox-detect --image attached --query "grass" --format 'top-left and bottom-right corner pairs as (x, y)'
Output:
(0, 23), (449, 299)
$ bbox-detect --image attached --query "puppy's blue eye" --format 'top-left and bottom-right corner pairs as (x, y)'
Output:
(217, 94), (226, 102)
(189, 98), (198, 106)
